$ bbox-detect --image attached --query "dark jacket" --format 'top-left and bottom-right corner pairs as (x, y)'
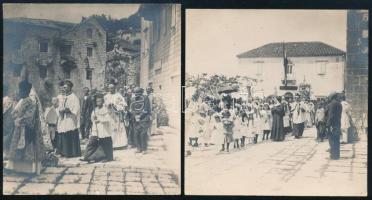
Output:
(327, 99), (342, 128)
(80, 95), (94, 122)
(130, 94), (151, 122)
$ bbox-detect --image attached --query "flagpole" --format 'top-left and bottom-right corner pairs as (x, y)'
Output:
(283, 42), (288, 87)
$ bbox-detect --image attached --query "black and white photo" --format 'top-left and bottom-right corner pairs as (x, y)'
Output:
(3, 3), (181, 195)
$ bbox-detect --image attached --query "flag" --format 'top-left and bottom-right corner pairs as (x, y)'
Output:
(283, 42), (288, 86)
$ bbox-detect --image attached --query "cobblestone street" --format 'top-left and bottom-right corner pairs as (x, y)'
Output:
(185, 127), (367, 196)
(3, 127), (180, 195)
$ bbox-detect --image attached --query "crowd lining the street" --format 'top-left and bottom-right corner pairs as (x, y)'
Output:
(185, 90), (359, 159)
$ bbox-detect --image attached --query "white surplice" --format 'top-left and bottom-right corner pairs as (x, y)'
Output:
(104, 93), (128, 148)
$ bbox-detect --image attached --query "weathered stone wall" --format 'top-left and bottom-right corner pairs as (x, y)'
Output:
(345, 10), (368, 132)
(63, 19), (107, 97)
(3, 19), (107, 107)
(140, 5), (181, 129)
(3, 22), (62, 108)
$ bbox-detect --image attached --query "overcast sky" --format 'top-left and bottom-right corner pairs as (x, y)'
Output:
(3, 3), (140, 23)
(186, 9), (347, 76)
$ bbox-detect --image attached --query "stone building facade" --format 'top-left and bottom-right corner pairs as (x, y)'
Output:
(3, 18), (107, 108)
(138, 4), (181, 129)
(237, 42), (346, 98)
(346, 10), (369, 132)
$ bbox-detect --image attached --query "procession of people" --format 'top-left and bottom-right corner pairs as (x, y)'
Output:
(185, 89), (359, 160)
(3, 77), (159, 174)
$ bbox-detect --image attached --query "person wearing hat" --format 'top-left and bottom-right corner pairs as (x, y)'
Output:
(327, 92), (342, 160)
(5, 80), (44, 174)
(104, 83), (128, 149)
(291, 93), (306, 139)
(130, 87), (152, 154)
(56, 80), (82, 158)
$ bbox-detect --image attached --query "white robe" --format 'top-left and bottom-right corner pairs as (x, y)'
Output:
(91, 106), (112, 138)
(57, 93), (80, 133)
(291, 101), (306, 124)
(233, 115), (243, 139)
(341, 101), (351, 130)
(104, 93), (127, 148)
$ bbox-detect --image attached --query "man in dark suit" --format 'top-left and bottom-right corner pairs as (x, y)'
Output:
(327, 92), (343, 160)
(130, 87), (151, 154)
(80, 87), (94, 139)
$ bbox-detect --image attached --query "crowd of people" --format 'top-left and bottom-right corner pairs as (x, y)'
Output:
(185, 90), (358, 160)
(3, 78), (159, 174)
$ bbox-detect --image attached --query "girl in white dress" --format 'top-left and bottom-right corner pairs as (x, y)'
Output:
(233, 109), (242, 149)
(260, 103), (272, 141)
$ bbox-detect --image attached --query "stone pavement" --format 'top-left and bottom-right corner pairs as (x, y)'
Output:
(3, 126), (180, 195)
(185, 127), (367, 196)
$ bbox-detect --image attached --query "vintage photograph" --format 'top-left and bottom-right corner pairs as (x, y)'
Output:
(3, 3), (181, 195)
(185, 9), (368, 195)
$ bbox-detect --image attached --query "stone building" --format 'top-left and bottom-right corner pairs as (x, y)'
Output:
(138, 4), (181, 129)
(346, 10), (368, 132)
(3, 17), (107, 107)
(237, 42), (346, 98)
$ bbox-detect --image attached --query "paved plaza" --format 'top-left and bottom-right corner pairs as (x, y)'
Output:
(185, 127), (367, 196)
(3, 127), (180, 195)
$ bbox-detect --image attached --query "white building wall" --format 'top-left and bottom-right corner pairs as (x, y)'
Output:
(238, 56), (345, 97)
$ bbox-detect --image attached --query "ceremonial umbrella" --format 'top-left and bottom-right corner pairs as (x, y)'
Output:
(217, 85), (239, 94)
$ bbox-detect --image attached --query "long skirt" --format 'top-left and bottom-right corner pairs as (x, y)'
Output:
(293, 122), (305, 138)
(84, 137), (113, 162)
(57, 129), (81, 158)
(271, 115), (285, 141)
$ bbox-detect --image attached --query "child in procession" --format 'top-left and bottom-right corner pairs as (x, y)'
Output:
(233, 105), (243, 149)
(220, 108), (234, 152)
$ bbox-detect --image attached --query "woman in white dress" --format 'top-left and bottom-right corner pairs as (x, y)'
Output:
(104, 83), (127, 149)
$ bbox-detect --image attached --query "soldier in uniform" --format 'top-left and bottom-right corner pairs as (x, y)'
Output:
(130, 87), (152, 154)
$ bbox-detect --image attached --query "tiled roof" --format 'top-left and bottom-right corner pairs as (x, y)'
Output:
(4, 17), (75, 31)
(237, 42), (345, 58)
